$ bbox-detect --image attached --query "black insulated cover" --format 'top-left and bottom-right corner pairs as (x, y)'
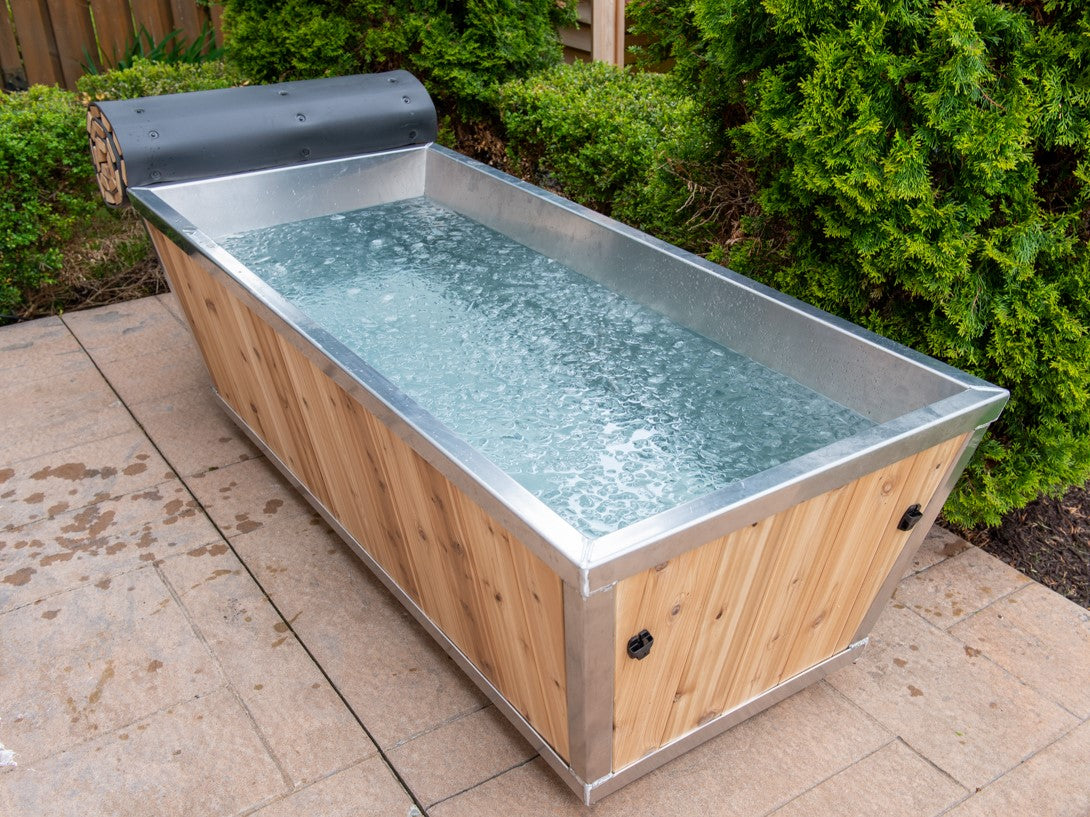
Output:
(95, 70), (437, 189)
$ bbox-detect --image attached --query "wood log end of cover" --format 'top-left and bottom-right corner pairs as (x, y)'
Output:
(86, 104), (126, 207)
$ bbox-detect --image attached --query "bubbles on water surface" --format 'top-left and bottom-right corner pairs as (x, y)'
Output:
(222, 197), (874, 536)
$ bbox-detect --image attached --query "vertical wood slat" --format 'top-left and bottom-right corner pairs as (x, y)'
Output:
(168, 0), (203, 43)
(591, 0), (617, 64)
(208, 0), (223, 48)
(148, 225), (571, 761)
(7, 0), (61, 86)
(0, 3), (26, 88)
(89, 0), (134, 67)
(130, 0), (174, 42)
(612, 433), (968, 770)
(43, 0), (96, 87)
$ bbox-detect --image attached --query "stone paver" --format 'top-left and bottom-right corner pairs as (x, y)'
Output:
(1, 430), (174, 533)
(943, 718), (1090, 817)
(91, 341), (209, 408)
(386, 705), (536, 807)
(185, 457), (312, 537)
(0, 317), (91, 385)
(0, 690), (286, 817)
(2, 300), (1087, 817)
(767, 739), (967, 817)
(129, 386), (260, 477)
(249, 757), (416, 817)
(62, 297), (192, 366)
(828, 602), (1078, 790)
(0, 565), (221, 764)
(228, 508), (489, 749)
(0, 368), (136, 465)
(159, 544), (376, 785)
(894, 545), (1032, 628)
(950, 582), (1090, 719)
(431, 683), (892, 817)
(0, 479), (219, 612)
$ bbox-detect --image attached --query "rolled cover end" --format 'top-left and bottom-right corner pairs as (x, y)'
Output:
(86, 70), (437, 204)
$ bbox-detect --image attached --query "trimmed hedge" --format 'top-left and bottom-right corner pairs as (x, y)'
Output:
(498, 61), (714, 246)
(222, 0), (575, 114)
(0, 86), (97, 316)
(630, 0), (1090, 527)
(0, 60), (242, 318)
(77, 56), (244, 101)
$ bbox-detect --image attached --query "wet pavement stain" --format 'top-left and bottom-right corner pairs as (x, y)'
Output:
(3, 566), (36, 586)
(263, 499), (283, 515)
(23, 492), (45, 504)
(95, 577), (112, 590)
(0, 467), (14, 484)
(907, 684), (925, 697)
(87, 661), (116, 706)
(186, 543), (229, 558)
(30, 463), (118, 482)
(41, 609), (60, 620)
(147, 659), (163, 673)
(123, 462), (148, 476)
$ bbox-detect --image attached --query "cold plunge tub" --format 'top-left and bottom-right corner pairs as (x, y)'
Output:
(100, 73), (1007, 803)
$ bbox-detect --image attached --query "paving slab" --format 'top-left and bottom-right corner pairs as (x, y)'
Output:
(386, 705), (536, 807)
(903, 525), (969, 578)
(0, 564), (221, 764)
(827, 602), (1078, 790)
(950, 582), (1090, 718)
(894, 545), (1032, 628)
(159, 544), (376, 785)
(1, 430), (174, 533)
(128, 386), (260, 477)
(184, 456), (312, 537)
(0, 479), (219, 612)
(62, 299), (193, 366)
(0, 317), (91, 387)
(431, 683), (892, 816)
(91, 341), (209, 408)
(943, 718), (1090, 817)
(157, 291), (188, 325)
(767, 739), (966, 817)
(249, 757), (416, 817)
(229, 508), (490, 750)
(0, 368), (136, 466)
(0, 689), (286, 817)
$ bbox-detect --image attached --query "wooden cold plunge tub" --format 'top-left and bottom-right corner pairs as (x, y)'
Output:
(89, 72), (1007, 803)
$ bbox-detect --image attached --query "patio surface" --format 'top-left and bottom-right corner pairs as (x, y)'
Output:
(1, 294), (1089, 817)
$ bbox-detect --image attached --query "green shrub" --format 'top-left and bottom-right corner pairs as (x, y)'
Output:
(77, 56), (244, 101)
(629, 0), (1090, 526)
(0, 86), (97, 316)
(221, 0), (575, 114)
(498, 61), (714, 244)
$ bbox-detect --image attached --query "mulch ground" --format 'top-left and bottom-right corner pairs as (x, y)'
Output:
(962, 484), (1090, 609)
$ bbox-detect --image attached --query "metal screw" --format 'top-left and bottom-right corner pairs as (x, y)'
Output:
(150, 170), (161, 180)
(296, 113), (306, 122)
(408, 130), (417, 140)
(402, 95), (411, 104)
(134, 108), (144, 114)
(300, 148), (311, 158)
(148, 130), (158, 139)
(278, 90), (288, 96)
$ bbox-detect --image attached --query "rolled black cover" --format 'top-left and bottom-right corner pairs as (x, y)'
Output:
(93, 70), (437, 192)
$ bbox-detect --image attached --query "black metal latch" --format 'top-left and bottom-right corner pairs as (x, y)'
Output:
(627, 629), (654, 660)
(898, 504), (923, 531)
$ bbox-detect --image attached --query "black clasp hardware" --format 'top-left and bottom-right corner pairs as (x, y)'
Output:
(898, 504), (923, 531)
(627, 629), (654, 660)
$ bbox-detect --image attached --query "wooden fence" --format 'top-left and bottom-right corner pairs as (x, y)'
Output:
(1, 0), (223, 91)
(0, 0), (628, 93)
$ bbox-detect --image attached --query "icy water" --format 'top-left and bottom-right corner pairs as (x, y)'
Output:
(222, 197), (873, 536)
